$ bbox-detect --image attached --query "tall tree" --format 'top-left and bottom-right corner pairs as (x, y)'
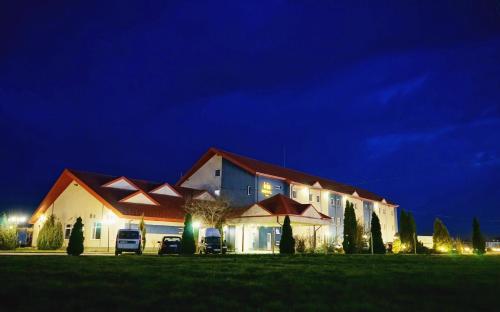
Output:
(472, 217), (486, 255)
(433, 218), (452, 252)
(181, 213), (196, 254)
(370, 211), (385, 254)
(139, 214), (146, 251)
(0, 214), (17, 250)
(67, 217), (84, 256)
(279, 215), (295, 254)
(399, 209), (416, 253)
(342, 201), (357, 254)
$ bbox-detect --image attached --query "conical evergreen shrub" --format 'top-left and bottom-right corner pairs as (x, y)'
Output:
(67, 217), (84, 256)
(279, 215), (295, 254)
(472, 217), (485, 255)
(181, 213), (195, 254)
(342, 201), (357, 254)
(370, 211), (385, 254)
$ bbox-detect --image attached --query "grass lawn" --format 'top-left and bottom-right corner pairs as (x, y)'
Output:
(0, 254), (498, 311)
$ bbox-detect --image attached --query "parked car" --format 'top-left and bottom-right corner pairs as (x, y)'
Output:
(158, 236), (181, 255)
(199, 228), (227, 254)
(115, 229), (142, 255)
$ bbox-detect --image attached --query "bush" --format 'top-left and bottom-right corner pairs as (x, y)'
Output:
(67, 217), (84, 256)
(295, 236), (306, 253)
(0, 227), (17, 250)
(433, 218), (452, 253)
(37, 215), (63, 250)
(392, 238), (402, 254)
(279, 216), (295, 254)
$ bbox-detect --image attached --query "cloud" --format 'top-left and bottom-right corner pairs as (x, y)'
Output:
(375, 75), (428, 105)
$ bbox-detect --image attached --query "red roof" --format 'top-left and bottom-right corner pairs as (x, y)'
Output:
(177, 147), (396, 205)
(30, 169), (205, 224)
(257, 194), (331, 219)
(228, 194), (330, 220)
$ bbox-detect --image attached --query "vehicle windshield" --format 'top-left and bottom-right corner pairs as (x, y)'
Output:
(205, 236), (221, 244)
(118, 231), (139, 239)
(163, 237), (181, 242)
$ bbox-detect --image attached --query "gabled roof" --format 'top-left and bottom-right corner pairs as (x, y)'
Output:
(29, 169), (208, 224)
(177, 147), (397, 206)
(238, 194), (331, 219)
(102, 177), (138, 191)
(119, 190), (160, 205)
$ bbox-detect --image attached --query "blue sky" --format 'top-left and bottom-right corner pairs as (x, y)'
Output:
(1, 1), (499, 236)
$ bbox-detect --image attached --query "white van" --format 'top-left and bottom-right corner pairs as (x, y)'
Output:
(115, 229), (142, 255)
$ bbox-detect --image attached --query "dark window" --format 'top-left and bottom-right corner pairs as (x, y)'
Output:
(274, 185), (282, 190)
(309, 194), (313, 201)
(247, 186), (253, 196)
(118, 230), (140, 239)
(215, 169), (221, 176)
(316, 196), (320, 202)
(292, 190), (297, 198)
(65, 224), (72, 239)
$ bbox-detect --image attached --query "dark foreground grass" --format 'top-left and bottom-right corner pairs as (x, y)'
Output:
(0, 254), (498, 312)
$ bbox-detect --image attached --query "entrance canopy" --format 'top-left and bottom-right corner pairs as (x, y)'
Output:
(227, 194), (331, 226)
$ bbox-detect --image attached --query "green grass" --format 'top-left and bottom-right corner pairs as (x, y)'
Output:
(0, 254), (498, 311)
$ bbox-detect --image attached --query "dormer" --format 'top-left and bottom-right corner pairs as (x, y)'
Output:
(102, 177), (138, 191)
(119, 191), (159, 205)
(149, 183), (181, 197)
(352, 191), (359, 197)
(311, 181), (323, 189)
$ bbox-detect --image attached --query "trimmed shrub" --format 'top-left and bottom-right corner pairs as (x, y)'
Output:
(472, 217), (486, 255)
(342, 201), (357, 254)
(37, 215), (63, 250)
(139, 215), (146, 251)
(279, 216), (295, 254)
(370, 212), (386, 254)
(67, 217), (84, 256)
(181, 213), (196, 254)
(392, 238), (402, 254)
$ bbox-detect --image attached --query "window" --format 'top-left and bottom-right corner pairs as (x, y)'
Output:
(65, 224), (72, 239)
(92, 222), (102, 240)
(292, 190), (297, 198)
(247, 186), (253, 196)
(215, 169), (221, 177)
(214, 189), (221, 196)
(316, 196), (320, 202)
(274, 185), (282, 190)
(309, 194), (313, 201)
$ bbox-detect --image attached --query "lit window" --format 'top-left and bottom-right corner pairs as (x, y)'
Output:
(92, 222), (102, 239)
(215, 169), (221, 177)
(292, 190), (297, 198)
(65, 224), (72, 239)
(247, 186), (253, 196)
(214, 189), (221, 196)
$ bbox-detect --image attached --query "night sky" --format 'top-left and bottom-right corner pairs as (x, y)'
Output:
(1, 1), (499, 237)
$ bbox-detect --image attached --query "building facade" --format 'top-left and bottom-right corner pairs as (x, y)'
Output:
(30, 147), (398, 253)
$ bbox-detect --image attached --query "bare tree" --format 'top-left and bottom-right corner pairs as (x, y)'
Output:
(184, 198), (231, 228)
(183, 198), (231, 253)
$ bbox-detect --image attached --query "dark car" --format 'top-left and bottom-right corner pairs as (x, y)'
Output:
(158, 236), (182, 255)
(199, 236), (227, 254)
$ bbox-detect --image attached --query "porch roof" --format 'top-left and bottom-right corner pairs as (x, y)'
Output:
(226, 194), (332, 226)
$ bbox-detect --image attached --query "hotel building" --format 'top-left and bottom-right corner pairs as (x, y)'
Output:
(29, 147), (398, 252)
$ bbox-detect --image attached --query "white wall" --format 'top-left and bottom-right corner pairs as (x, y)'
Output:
(181, 155), (222, 194)
(32, 181), (183, 250)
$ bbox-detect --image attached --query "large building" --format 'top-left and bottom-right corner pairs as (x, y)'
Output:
(29, 147), (398, 252)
